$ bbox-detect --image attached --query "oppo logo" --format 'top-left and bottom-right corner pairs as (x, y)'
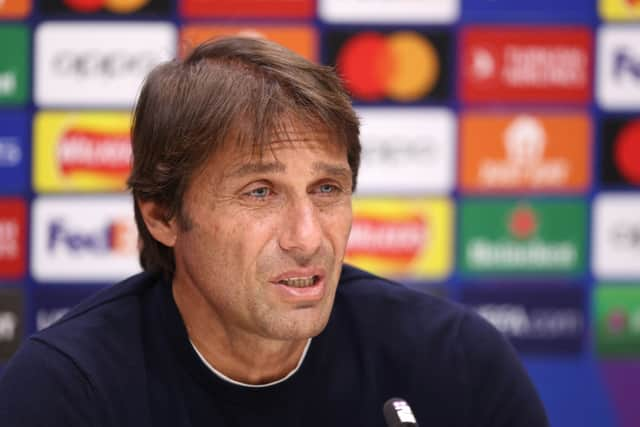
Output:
(52, 50), (160, 78)
(362, 138), (435, 165)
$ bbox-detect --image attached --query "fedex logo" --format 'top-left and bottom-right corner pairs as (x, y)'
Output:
(47, 219), (135, 254)
(31, 196), (141, 282)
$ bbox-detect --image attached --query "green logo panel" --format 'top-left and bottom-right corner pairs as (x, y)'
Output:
(0, 25), (29, 105)
(594, 285), (640, 358)
(460, 199), (586, 274)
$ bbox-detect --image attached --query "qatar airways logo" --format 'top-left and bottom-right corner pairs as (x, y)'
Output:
(468, 45), (587, 88)
(347, 216), (427, 262)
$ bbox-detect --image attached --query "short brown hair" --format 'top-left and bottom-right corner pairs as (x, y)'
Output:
(127, 36), (361, 279)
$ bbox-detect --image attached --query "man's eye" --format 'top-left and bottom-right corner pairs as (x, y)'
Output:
(318, 184), (338, 194)
(248, 187), (271, 198)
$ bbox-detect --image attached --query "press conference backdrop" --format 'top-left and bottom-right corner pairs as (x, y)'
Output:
(0, 0), (639, 425)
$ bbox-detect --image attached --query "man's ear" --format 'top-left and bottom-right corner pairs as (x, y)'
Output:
(137, 199), (178, 247)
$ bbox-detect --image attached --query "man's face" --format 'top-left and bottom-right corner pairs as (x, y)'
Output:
(171, 130), (353, 342)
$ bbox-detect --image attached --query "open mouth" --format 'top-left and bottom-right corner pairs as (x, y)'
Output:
(277, 275), (320, 288)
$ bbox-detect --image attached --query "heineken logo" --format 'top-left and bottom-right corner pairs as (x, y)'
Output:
(509, 204), (537, 239)
(461, 200), (585, 273)
(467, 239), (577, 269)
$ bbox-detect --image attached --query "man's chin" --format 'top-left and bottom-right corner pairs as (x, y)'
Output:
(267, 308), (332, 341)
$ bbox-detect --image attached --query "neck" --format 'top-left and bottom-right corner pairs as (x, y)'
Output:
(172, 278), (309, 385)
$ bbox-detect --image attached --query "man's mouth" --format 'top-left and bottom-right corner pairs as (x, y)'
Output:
(278, 275), (320, 288)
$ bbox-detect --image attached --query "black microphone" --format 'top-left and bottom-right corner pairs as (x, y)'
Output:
(383, 398), (419, 426)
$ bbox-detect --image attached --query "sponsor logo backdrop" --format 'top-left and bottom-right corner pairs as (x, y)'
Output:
(0, 2), (638, 426)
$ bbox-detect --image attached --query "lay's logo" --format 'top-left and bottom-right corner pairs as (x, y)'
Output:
(347, 215), (427, 263)
(34, 112), (132, 193)
(57, 128), (130, 177)
(345, 199), (453, 279)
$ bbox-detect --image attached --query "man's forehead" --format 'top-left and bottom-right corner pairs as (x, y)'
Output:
(223, 130), (345, 163)
(220, 141), (349, 178)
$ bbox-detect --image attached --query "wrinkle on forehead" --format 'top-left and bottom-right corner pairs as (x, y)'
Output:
(224, 120), (344, 165)
(226, 112), (342, 158)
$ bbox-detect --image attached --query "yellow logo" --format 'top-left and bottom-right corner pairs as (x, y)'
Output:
(33, 112), (132, 193)
(600, 0), (640, 20)
(344, 198), (453, 279)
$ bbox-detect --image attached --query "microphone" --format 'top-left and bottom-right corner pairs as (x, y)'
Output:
(383, 398), (419, 426)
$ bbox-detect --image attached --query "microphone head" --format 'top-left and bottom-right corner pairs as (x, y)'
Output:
(383, 398), (419, 427)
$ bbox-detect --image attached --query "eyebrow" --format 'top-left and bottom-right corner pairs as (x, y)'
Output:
(225, 162), (286, 179)
(313, 161), (352, 181)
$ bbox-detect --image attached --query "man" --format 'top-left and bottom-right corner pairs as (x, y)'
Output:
(0, 37), (548, 426)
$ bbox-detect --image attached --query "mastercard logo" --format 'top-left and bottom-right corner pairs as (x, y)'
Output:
(335, 31), (441, 102)
(62, 0), (150, 13)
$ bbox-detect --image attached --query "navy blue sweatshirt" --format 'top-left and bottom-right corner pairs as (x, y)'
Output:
(0, 265), (548, 426)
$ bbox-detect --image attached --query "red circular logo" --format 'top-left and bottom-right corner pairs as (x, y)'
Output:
(509, 205), (537, 240)
(614, 120), (640, 185)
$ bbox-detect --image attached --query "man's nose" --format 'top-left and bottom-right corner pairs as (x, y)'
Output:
(278, 197), (323, 261)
